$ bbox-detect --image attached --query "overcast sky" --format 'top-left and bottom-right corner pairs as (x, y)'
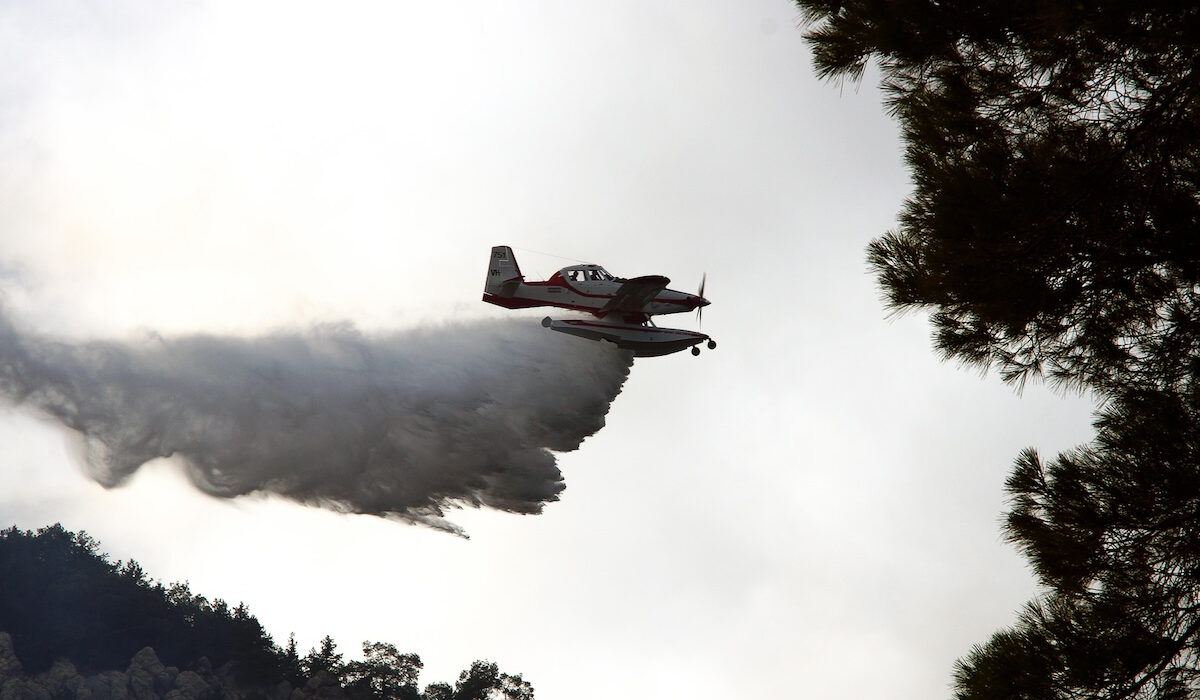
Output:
(0, 2), (1099, 698)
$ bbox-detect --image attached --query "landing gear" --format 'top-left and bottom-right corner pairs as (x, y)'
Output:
(707, 339), (716, 350)
(691, 346), (701, 356)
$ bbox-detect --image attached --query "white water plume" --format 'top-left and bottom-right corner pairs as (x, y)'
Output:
(0, 313), (633, 535)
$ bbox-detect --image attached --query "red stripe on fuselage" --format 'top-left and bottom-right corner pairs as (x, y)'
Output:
(482, 293), (614, 316)
(481, 293), (550, 310)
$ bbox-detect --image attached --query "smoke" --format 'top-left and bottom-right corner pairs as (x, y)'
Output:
(0, 312), (633, 535)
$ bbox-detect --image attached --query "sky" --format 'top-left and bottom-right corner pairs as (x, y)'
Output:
(0, 2), (1100, 698)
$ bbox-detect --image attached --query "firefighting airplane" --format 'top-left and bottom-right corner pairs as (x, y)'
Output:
(482, 245), (715, 357)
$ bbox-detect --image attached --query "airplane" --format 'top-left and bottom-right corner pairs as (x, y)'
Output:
(482, 245), (716, 357)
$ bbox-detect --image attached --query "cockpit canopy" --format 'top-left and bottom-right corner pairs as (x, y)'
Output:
(559, 264), (614, 283)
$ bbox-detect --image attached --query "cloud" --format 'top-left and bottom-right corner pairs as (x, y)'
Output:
(0, 313), (632, 535)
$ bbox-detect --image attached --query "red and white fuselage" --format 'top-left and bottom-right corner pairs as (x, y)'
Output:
(482, 246), (714, 357)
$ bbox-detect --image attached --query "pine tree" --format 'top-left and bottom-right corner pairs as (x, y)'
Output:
(283, 633), (304, 686)
(956, 387), (1200, 699)
(797, 2), (1200, 698)
(799, 0), (1200, 393)
(304, 635), (345, 683)
(343, 641), (422, 700)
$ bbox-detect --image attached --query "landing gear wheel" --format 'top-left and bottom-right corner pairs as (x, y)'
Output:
(691, 346), (701, 356)
(707, 340), (717, 350)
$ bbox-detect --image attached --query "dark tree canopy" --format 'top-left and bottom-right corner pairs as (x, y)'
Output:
(452, 661), (534, 700)
(0, 524), (280, 681)
(957, 387), (1200, 700)
(304, 635), (346, 684)
(799, 2), (1200, 699)
(800, 0), (1200, 392)
(344, 641), (423, 700)
(0, 524), (534, 699)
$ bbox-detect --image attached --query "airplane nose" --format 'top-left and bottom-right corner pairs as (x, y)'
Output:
(697, 297), (710, 308)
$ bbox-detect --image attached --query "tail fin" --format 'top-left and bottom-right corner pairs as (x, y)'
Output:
(484, 245), (523, 298)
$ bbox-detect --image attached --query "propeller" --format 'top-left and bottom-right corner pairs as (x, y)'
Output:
(696, 272), (707, 327)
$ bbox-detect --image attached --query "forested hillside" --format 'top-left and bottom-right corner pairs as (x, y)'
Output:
(0, 524), (532, 699)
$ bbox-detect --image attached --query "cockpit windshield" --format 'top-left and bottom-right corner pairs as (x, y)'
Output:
(563, 266), (613, 283)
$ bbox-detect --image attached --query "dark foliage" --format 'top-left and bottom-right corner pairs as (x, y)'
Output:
(799, 0), (1200, 393)
(0, 524), (535, 698)
(798, 2), (1200, 698)
(344, 641), (423, 700)
(956, 387), (1200, 699)
(0, 524), (280, 682)
(282, 633), (305, 687)
(304, 634), (345, 685)
(451, 661), (534, 700)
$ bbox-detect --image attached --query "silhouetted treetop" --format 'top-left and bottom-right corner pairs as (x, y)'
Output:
(345, 641), (423, 700)
(799, 1), (1200, 392)
(0, 524), (535, 698)
(452, 661), (534, 700)
(955, 386), (1200, 700)
(0, 524), (279, 681)
(800, 3), (1200, 699)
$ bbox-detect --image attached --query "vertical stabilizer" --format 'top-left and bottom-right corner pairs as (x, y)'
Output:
(484, 245), (523, 298)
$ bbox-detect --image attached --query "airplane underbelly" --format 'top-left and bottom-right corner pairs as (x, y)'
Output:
(542, 318), (707, 357)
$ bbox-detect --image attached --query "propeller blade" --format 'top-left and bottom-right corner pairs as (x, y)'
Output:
(696, 272), (707, 328)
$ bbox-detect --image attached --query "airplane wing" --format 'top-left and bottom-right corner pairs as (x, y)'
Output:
(601, 275), (670, 313)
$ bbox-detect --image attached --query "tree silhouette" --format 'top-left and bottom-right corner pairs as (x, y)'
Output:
(0, 524), (535, 697)
(344, 641), (422, 700)
(797, 2), (1200, 698)
(304, 634), (345, 684)
(799, 0), (1200, 393)
(0, 524), (279, 682)
(453, 661), (534, 700)
(955, 387), (1200, 699)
